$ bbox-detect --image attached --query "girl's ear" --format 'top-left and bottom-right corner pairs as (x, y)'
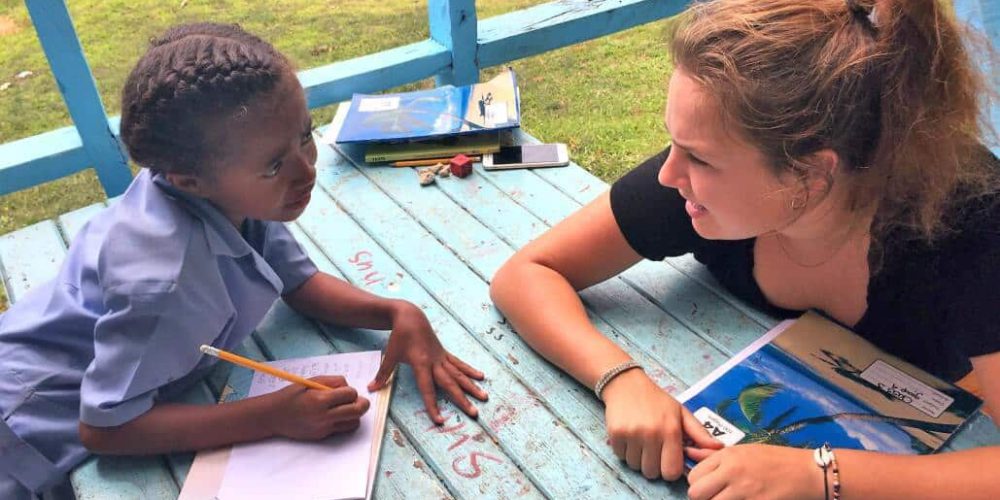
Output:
(164, 172), (209, 197)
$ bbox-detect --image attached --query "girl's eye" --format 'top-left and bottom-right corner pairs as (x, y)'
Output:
(301, 129), (315, 146)
(263, 161), (282, 178)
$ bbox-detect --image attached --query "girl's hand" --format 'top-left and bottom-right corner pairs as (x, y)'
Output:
(686, 444), (824, 500)
(265, 375), (371, 440)
(601, 369), (722, 480)
(368, 301), (488, 425)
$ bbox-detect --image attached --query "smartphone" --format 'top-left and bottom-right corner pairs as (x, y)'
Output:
(482, 143), (569, 170)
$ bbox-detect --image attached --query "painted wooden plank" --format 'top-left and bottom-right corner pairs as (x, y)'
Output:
(250, 225), (515, 497)
(478, 0), (688, 68)
(428, 0), (478, 86)
(665, 254), (779, 328)
(329, 152), (696, 497)
(0, 221), (66, 302)
(250, 299), (483, 500)
(298, 166), (640, 497)
(24, 0), (132, 197)
(344, 150), (725, 389)
(161, 383), (216, 489)
(298, 39), (452, 110)
(621, 260), (766, 355)
(70, 457), (178, 500)
(56, 203), (106, 246)
(465, 147), (764, 356)
(287, 224), (460, 499)
(0, 125), (90, 196)
(943, 412), (1000, 451)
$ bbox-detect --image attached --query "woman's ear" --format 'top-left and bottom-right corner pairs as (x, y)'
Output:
(164, 172), (209, 197)
(804, 149), (841, 197)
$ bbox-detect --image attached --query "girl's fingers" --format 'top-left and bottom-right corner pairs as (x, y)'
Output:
(413, 366), (444, 425)
(317, 386), (359, 407)
(434, 363), (478, 418)
(369, 349), (401, 392)
(446, 353), (485, 380)
(443, 360), (489, 401)
(330, 419), (361, 434)
(328, 396), (371, 420)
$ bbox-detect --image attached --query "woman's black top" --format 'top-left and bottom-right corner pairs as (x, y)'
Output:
(610, 147), (1000, 382)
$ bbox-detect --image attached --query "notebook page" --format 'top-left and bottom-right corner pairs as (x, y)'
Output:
(217, 351), (382, 500)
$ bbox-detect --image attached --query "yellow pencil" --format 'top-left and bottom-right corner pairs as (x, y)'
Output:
(390, 156), (481, 167)
(200, 345), (333, 391)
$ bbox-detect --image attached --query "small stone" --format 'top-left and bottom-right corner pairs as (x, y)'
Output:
(417, 168), (436, 186)
(14, 70), (32, 80)
(435, 162), (451, 177)
(0, 82), (10, 92)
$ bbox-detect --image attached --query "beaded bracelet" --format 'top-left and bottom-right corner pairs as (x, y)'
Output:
(829, 446), (841, 500)
(814, 443), (842, 500)
(593, 360), (643, 400)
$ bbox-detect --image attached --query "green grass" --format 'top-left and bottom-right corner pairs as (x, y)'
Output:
(0, 1), (677, 311)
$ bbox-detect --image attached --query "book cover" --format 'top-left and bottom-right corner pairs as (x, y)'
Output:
(680, 312), (981, 456)
(364, 132), (501, 163)
(335, 68), (520, 144)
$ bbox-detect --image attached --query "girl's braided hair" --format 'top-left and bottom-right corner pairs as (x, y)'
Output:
(120, 22), (292, 175)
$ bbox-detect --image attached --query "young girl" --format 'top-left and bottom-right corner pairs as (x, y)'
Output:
(492, 0), (999, 498)
(0, 22), (487, 499)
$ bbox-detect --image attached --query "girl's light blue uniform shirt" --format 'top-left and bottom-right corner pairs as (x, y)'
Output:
(0, 169), (318, 492)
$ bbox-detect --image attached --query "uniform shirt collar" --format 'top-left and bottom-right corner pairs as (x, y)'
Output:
(150, 171), (253, 259)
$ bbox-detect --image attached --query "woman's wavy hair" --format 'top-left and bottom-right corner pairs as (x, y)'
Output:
(120, 22), (292, 175)
(671, 0), (998, 251)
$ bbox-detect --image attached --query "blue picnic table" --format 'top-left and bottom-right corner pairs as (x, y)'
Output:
(1, 106), (998, 499)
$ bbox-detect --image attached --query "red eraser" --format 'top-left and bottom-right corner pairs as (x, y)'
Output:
(449, 154), (473, 178)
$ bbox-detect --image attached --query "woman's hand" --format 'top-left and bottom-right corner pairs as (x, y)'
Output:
(686, 444), (824, 500)
(265, 375), (371, 440)
(602, 368), (722, 480)
(368, 300), (488, 425)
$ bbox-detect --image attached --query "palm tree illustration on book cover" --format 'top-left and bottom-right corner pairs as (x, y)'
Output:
(682, 313), (981, 455)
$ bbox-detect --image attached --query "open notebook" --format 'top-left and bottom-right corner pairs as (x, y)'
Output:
(179, 350), (392, 500)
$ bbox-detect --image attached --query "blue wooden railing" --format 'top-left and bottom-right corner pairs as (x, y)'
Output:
(1, 0), (997, 199)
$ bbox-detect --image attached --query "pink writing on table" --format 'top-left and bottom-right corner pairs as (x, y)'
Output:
(348, 250), (385, 287)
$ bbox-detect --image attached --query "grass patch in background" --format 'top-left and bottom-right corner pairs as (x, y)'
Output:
(0, 0), (677, 310)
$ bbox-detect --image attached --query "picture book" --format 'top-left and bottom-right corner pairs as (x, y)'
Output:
(179, 351), (392, 500)
(335, 68), (520, 144)
(680, 312), (981, 458)
(364, 132), (501, 163)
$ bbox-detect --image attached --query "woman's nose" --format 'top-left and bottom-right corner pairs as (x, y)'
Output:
(657, 146), (686, 189)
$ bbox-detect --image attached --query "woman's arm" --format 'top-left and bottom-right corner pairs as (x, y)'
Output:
(491, 191), (720, 480)
(490, 191), (646, 387)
